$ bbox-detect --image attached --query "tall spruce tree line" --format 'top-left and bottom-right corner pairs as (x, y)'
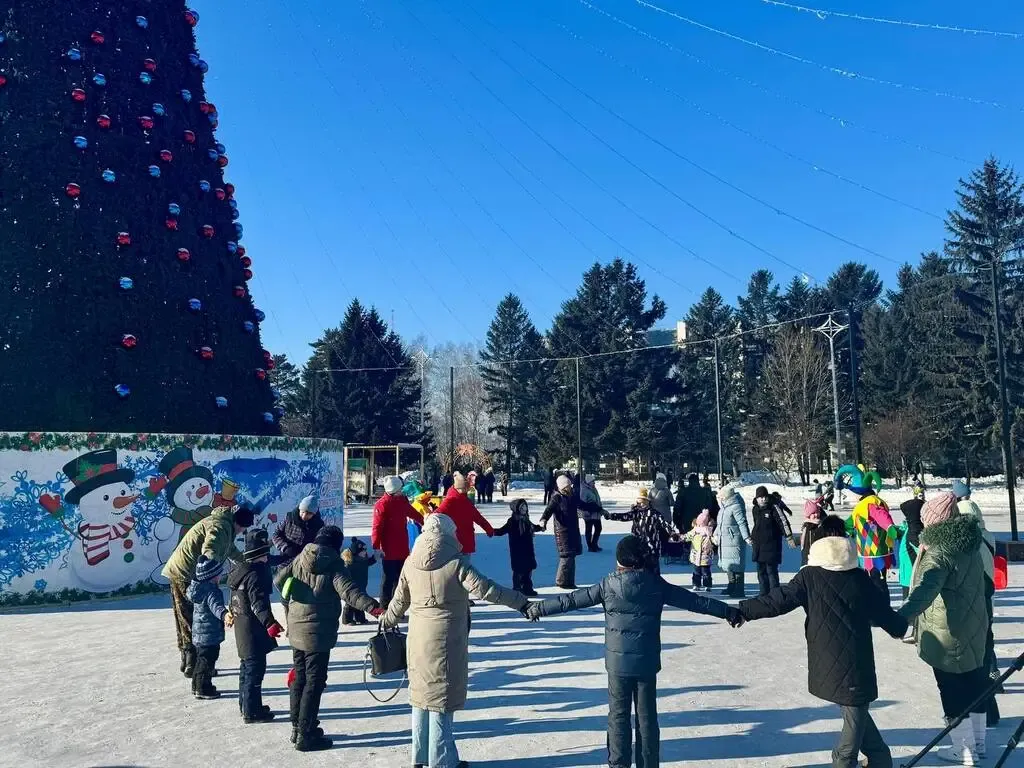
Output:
(272, 158), (1024, 484)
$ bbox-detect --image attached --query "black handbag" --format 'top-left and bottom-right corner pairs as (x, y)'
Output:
(363, 626), (407, 703)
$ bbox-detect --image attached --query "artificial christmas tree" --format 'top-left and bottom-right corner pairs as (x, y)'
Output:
(0, 2), (279, 435)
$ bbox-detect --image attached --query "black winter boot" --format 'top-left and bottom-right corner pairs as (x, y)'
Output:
(295, 725), (332, 752)
(183, 646), (196, 679)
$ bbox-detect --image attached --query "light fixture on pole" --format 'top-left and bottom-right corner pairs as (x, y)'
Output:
(815, 314), (848, 473)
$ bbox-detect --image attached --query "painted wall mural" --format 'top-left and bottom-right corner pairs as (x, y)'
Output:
(0, 432), (344, 599)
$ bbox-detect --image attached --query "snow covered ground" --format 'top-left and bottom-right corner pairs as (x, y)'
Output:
(2, 481), (1021, 767)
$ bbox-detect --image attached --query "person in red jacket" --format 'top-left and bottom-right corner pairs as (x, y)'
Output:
(371, 476), (421, 608)
(437, 471), (494, 562)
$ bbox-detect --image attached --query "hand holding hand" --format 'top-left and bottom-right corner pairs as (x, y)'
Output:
(725, 607), (745, 628)
(267, 621), (284, 639)
(788, 536), (799, 549)
(745, 537), (753, 546)
(524, 603), (541, 622)
(225, 611), (235, 628)
(369, 606), (384, 619)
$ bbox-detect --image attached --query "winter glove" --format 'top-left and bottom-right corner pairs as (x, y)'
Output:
(267, 621), (284, 639)
(525, 603), (542, 622)
(725, 607), (745, 628)
(286, 667), (297, 689)
(369, 606), (384, 618)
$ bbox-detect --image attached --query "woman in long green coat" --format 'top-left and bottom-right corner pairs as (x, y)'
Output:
(899, 491), (989, 764)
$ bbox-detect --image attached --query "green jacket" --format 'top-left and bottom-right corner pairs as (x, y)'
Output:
(274, 543), (379, 653)
(161, 506), (242, 584)
(898, 515), (987, 674)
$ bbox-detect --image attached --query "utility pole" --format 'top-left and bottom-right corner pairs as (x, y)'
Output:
(713, 338), (724, 482)
(816, 315), (848, 473)
(448, 366), (455, 463)
(575, 357), (583, 474)
(990, 258), (1019, 541)
(417, 350), (426, 434)
(847, 305), (864, 465)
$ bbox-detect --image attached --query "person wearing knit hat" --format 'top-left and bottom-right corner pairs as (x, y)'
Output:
(273, 495), (325, 573)
(527, 534), (742, 768)
(799, 498), (825, 567)
(341, 537), (378, 625)
(437, 469), (496, 569)
(750, 486), (797, 596)
(228, 528), (284, 724)
(274, 522), (381, 751)
(540, 470), (602, 588)
(186, 555), (229, 700)
(715, 484), (752, 598)
(605, 486), (676, 574)
(453, 471), (469, 493)
(579, 472), (604, 552)
(899, 491), (989, 763)
(373, 475), (426, 610)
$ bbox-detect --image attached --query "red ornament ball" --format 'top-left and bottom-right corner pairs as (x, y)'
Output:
(243, 268), (253, 281)
(240, 256), (252, 268)
(71, 88), (86, 102)
(183, 130), (196, 144)
(199, 346), (214, 360)
(198, 101), (211, 114)
(236, 245), (247, 258)
(143, 58), (157, 73)
(255, 368), (267, 381)
(159, 149), (173, 163)
(97, 114), (112, 129)
(216, 154), (229, 168)
(138, 115), (154, 130)
(65, 183), (81, 199)
(165, 218), (179, 231)
(91, 30), (106, 44)
(116, 232), (131, 246)
(184, 9), (199, 27)
(214, 188), (226, 201)
(121, 334), (138, 349)
(0, 75), (7, 89)
(176, 248), (191, 262)
(201, 224), (215, 239)
(233, 285), (246, 298)
(224, 183), (236, 199)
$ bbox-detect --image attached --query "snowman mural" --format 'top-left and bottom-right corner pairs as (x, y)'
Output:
(40, 449), (157, 593)
(149, 446), (216, 547)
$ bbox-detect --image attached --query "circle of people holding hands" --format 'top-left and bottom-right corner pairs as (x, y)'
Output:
(159, 467), (1001, 768)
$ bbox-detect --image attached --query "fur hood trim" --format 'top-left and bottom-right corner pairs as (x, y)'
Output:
(807, 536), (858, 571)
(920, 514), (982, 556)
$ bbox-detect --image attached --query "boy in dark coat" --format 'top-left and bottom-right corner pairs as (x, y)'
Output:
(341, 537), (377, 624)
(750, 486), (797, 595)
(527, 536), (743, 768)
(740, 516), (908, 768)
(227, 529), (284, 723)
(186, 556), (230, 700)
(494, 498), (542, 596)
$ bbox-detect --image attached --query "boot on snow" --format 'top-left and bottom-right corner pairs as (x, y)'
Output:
(182, 646), (196, 679)
(295, 723), (332, 752)
(935, 718), (980, 766)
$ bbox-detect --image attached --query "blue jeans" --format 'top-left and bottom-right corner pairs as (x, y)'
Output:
(411, 707), (459, 767)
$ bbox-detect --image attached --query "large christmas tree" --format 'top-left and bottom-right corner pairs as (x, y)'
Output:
(0, 2), (279, 435)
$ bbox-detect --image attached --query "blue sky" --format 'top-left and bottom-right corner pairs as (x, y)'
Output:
(192, 0), (1024, 364)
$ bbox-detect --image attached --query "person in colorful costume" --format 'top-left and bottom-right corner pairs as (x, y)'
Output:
(837, 465), (898, 604)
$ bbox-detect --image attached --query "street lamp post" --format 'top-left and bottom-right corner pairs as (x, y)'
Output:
(816, 315), (849, 473)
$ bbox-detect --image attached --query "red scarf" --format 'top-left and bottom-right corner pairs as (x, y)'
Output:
(78, 517), (135, 565)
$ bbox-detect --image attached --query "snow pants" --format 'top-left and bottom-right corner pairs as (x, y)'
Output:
(833, 705), (892, 768)
(556, 556), (576, 588)
(756, 562), (780, 596)
(512, 570), (536, 595)
(291, 649), (330, 735)
(238, 654), (268, 720)
(607, 674), (659, 768)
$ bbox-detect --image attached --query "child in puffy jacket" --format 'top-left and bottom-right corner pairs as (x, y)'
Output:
(682, 510), (716, 591)
(186, 556), (230, 700)
(341, 537), (377, 625)
(801, 497), (826, 567)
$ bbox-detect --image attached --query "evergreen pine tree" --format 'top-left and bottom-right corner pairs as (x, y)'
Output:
(778, 275), (825, 324)
(479, 294), (545, 475)
(269, 354), (309, 436)
(0, 3), (277, 434)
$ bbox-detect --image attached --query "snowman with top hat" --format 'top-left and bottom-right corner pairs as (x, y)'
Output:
(150, 446), (217, 548)
(53, 449), (155, 593)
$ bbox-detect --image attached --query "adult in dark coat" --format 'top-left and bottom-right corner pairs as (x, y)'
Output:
(540, 474), (601, 589)
(442, 472), (454, 496)
(750, 486), (796, 596)
(272, 495), (325, 566)
(227, 529), (283, 723)
(543, 469), (556, 505)
(494, 499), (542, 596)
(674, 473), (709, 533)
(740, 519), (908, 768)
(900, 489), (926, 568)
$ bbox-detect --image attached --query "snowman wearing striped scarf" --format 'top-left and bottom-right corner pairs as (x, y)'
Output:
(58, 449), (153, 592)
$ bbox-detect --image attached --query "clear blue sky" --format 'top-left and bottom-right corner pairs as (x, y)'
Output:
(192, 0), (1024, 364)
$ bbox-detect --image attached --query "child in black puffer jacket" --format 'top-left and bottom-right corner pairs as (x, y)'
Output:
(494, 499), (543, 596)
(341, 537), (376, 625)
(228, 529), (284, 723)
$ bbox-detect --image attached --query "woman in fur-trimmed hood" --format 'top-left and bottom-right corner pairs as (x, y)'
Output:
(899, 491), (989, 763)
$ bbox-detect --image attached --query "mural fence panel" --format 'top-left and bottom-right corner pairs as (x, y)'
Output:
(0, 432), (344, 603)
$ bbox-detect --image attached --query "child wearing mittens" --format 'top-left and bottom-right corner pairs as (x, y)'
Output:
(341, 537), (377, 625)
(682, 510), (717, 591)
(227, 528), (284, 723)
(186, 556), (230, 700)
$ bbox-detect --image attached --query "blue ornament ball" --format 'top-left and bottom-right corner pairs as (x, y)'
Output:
(226, 241), (238, 255)
(216, 396), (229, 409)
(188, 298), (202, 312)
(189, 54), (200, 67)
(234, 223), (244, 238)
(243, 321), (255, 333)
(271, 388), (281, 401)
(152, 103), (166, 116)
(208, 112), (218, 125)
(262, 412), (275, 424)
(181, 88), (192, 102)
(206, 148), (219, 162)
(197, 60), (209, 74)
(139, 72), (152, 85)
(215, 142), (226, 154)
(67, 47), (82, 61)
(115, 384), (131, 398)
(148, 165), (161, 178)
(198, 180), (211, 193)
(102, 169), (116, 183)
(255, 309), (266, 322)
(73, 136), (89, 150)
(168, 202), (181, 217)
(119, 277), (134, 290)
(92, 73), (107, 86)
(136, 16), (149, 29)
(230, 209), (240, 221)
